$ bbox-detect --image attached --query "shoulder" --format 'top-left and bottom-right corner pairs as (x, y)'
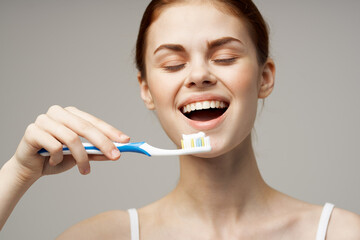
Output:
(56, 210), (131, 240)
(327, 206), (360, 240)
(268, 193), (360, 239)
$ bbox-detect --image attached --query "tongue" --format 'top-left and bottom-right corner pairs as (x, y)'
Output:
(186, 109), (226, 121)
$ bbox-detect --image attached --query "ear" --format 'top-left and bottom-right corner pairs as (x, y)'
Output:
(258, 58), (276, 99)
(138, 72), (155, 110)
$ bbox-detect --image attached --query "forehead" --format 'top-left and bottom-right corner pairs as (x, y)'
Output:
(146, 3), (253, 51)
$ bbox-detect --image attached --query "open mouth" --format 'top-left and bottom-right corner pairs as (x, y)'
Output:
(180, 100), (229, 122)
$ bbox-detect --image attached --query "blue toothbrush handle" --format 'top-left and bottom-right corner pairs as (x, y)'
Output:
(115, 142), (151, 156)
(38, 142), (151, 157)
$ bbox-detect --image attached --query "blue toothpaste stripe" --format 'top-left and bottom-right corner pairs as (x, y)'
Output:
(196, 138), (202, 147)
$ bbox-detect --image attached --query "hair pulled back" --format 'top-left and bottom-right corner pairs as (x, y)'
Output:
(135, 0), (269, 78)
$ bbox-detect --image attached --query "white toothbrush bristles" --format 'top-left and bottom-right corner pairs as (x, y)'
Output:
(181, 132), (210, 150)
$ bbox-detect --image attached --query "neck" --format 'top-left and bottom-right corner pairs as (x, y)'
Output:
(166, 134), (273, 225)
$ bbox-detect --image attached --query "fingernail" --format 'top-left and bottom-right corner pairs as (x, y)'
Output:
(120, 134), (130, 142)
(112, 148), (120, 159)
(83, 167), (90, 175)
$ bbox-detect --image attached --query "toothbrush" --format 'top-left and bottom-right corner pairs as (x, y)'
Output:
(38, 132), (211, 157)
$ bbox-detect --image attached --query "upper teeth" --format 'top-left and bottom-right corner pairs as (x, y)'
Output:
(182, 100), (228, 114)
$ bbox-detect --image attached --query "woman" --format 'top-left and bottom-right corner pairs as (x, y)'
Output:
(1, 0), (359, 239)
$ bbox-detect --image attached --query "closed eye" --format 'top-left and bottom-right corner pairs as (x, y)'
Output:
(212, 57), (238, 64)
(163, 63), (186, 72)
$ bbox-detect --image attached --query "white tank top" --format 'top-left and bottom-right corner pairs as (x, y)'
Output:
(127, 202), (335, 240)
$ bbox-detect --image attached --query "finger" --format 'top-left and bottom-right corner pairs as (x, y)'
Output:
(23, 123), (64, 166)
(88, 154), (118, 161)
(35, 113), (90, 174)
(46, 105), (120, 161)
(43, 155), (76, 176)
(65, 106), (130, 143)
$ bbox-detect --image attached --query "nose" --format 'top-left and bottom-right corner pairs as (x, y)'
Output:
(184, 61), (217, 88)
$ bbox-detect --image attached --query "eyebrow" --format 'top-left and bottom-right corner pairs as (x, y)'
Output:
(153, 36), (243, 55)
(153, 44), (185, 55)
(208, 37), (243, 49)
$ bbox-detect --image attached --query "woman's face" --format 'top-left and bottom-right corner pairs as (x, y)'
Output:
(140, 3), (274, 157)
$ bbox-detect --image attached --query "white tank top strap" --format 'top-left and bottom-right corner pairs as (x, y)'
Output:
(127, 204), (335, 240)
(127, 208), (140, 240)
(315, 203), (335, 240)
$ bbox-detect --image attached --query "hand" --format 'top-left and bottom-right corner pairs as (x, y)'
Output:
(12, 105), (130, 182)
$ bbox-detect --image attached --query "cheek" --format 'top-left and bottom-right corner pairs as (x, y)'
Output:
(235, 65), (260, 120)
(217, 61), (260, 100)
(147, 71), (180, 113)
(222, 61), (260, 131)
(146, 72), (184, 146)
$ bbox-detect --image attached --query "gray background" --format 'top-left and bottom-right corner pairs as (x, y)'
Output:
(0, 0), (359, 239)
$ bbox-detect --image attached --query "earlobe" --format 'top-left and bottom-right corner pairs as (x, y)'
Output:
(258, 59), (276, 99)
(138, 72), (155, 110)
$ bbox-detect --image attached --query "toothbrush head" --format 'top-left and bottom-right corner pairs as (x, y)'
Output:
(137, 132), (211, 156)
(181, 132), (211, 152)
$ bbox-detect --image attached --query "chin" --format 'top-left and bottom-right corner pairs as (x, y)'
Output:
(190, 147), (233, 159)
(192, 131), (253, 159)
(190, 138), (234, 159)
(192, 151), (222, 159)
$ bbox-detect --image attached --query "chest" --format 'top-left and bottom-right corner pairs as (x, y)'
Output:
(137, 221), (319, 240)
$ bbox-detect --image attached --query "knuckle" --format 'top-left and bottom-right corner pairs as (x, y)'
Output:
(53, 143), (64, 153)
(49, 143), (63, 154)
(79, 121), (93, 133)
(66, 132), (80, 145)
(47, 105), (62, 115)
(93, 117), (103, 126)
(64, 106), (77, 112)
(25, 123), (36, 135)
(35, 114), (47, 125)
(101, 138), (113, 150)
(23, 123), (38, 144)
(102, 140), (117, 156)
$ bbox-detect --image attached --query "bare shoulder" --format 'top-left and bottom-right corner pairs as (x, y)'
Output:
(56, 210), (130, 240)
(327, 207), (360, 240)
